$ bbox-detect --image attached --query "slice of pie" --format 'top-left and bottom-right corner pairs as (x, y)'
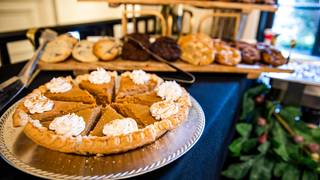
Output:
(115, 91), (162, 106)
(112, 103), (156, 127)
(13, 100), (94, 127)
(44, 84), (95, 104)
(115, 72), (159, 101)
(41, 106), (101, 135)
(78, 77), (115, 105)
(90, 105), (124, 136)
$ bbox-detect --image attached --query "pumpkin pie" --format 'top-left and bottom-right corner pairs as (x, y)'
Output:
(90, 105), (124, 136)
(13, 99), (94, 127)
(115, 91), (162, 106)
(112, 103), (156, 127)
(115, 70), (161, 101)
(41, 106), (101, 135)
(77, 70), (116, 105)
(44, 77), (95, 104)
(13, 69), (192, 155)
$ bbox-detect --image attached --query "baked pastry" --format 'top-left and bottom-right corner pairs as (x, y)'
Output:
(115, 70), (162, 101)
(12, 69), (191, 155)
(150, 36), (181, 62)
(178, 33), (215, 65)
(41, 39), (72, 63)
(76, 68), (116, 105)
(121, 33), (151, 61)
(12, 91), (94, 127)
(43, 76), (95, 104)
(213, 40), (241, 66)
(93, 38), (122, 61)
(261, 47), (287, 67)
(72, 40), (98, 62)
(56, 33), (78, 49)
(229, 41), (260, 64)
(112, 103), (156, 127)
(115, 91), (162, 106)
(90, 105), (124, 137)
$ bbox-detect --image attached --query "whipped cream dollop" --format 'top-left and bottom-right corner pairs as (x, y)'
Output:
(150, 100), (180, 120)
(30, 120), (43, 128)
(129, 70), (150, 85)
(24, 92), (54, 114)
(49, 113), (85, 137)
(46, 77), (72, 93)
(88, 68), (111, 84)
(103, 118), (138, 137)
(156, 81), (182, 101)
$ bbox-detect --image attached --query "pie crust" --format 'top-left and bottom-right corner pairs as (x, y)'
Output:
(13, 70), (191, 155)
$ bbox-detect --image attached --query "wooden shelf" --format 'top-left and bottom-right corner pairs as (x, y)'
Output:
(80, 0), (278, 12)
(38, 59), (293, 79)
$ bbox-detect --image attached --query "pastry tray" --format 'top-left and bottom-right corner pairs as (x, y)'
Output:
(0, 96), (205, 179)
(38, 58), (293, 79)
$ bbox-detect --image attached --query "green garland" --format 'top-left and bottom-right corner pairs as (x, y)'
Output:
(222, 84), (320, 180)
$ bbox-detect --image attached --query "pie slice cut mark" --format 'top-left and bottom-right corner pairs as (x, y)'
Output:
(13, 101), (95, 127)
(79, 77), (115, 105)
(44, 84), (96, 104)
(41, 106), (101, 136)
(116, 76), (158, 101)
(90, 105), (124, 137)
(115, 91), (162, 106)
(112, 103), (156, 127)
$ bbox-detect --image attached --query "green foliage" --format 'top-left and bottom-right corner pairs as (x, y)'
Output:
(222, 84), (320, 180)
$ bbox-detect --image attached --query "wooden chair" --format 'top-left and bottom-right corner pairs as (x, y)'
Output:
(198, 11), (241, 39)
(122, 9), (167, 36)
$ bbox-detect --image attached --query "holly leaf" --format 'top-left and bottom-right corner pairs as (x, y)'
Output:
(222, 159), (255, 179)
(279, 106), (301, 126)
(271, 121), (289, 161)
(236, 123), (252, 137)
(273, 162), (288, 177)
(302, 170), (318, 180)
(249, 156), (274, 180)
(258, 142), (270, 154)
(242, 138), (258, 153)
(240, 84), (269, 120)
(281, 164), (300, 180)
(255, 126), (267, 136)
(229, 137), (246, 156)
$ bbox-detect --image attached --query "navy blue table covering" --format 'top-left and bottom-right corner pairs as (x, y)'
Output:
(0, 63), (252, 180)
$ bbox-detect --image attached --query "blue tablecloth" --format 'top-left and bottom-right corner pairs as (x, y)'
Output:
(0, 64), (251, 180)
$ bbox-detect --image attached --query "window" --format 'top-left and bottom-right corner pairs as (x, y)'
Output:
(272, 0), (320, 56)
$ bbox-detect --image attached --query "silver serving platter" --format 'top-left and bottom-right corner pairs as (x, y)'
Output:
(0, 97), (205, 179)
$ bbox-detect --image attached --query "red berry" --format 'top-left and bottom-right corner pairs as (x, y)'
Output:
(307, 143), (320, 153)
(293, 135), (304, 143)
(307, 123), (318, 129)
(255, 94), (265, 104)
(257, 117), (267, 126)
(258, 133), (268, 144)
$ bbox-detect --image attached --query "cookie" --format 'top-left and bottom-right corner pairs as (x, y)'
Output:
(213, 40), (241, 66)
(261, 48), (287, 67)
(150, 36), (181, 62)
(93, 38), (122, 61)
(230, 41), (260, 64)
(41, 39), (72, 63)
(72, 40), (98, 62)
(121, 33), (150, 61)
(178, 34), (215, 65)
(57, 33), (78, 49)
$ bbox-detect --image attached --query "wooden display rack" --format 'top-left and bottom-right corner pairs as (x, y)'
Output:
(53, 0), (285, 79)
(80, 0), (277, 12)
(38, 59), (293, 79)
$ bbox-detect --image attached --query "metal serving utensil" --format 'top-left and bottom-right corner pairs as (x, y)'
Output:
(0, 29), (57, 112)
(125, 36), (196, 84)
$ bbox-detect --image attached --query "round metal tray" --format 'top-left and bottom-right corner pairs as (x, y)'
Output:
(0, 97), (205, 179)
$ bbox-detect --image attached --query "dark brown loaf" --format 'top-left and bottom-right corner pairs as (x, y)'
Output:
(122, 33), (150, 61)
(150, 37), (181, 62)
